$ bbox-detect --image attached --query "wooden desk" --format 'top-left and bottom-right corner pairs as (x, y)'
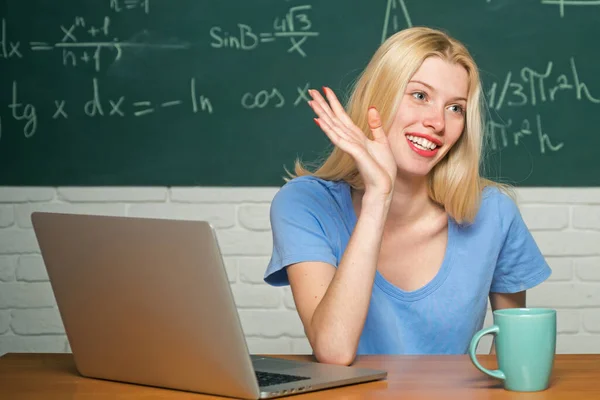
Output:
(1, 353), (599, 399)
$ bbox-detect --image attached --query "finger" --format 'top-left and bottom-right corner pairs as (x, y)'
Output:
(320, 117), (387, 176)
(308, 89), (335, 121)
(322, 87), (356, 128)
(311, 87), (363, 143)
(317, 118), (385, 180)
(322, 87), (370, 141)
(315, 113), (357, 149)
(367, 106), (387, 142)
(309, 99), (355, 143)
(315, 118), (357, 155)
(308, 99), (332, 123)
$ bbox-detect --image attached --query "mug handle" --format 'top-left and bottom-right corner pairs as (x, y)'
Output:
(468, 325), (506, 381)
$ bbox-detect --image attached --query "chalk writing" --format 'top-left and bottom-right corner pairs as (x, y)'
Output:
(110, 0), (150, 14)
(2, 78), (213, 141)
(190, 78), (214, 114)
(0, 19), (22, 59)
(486, 114), (564, 155)
(293, 83), (311, 106)
(382, 0), (412, 43)
(242, 88), (286, 109)
(482, 58), (592, 155)
(240, 84), (311, 109)
(0, 1), (184, 74)
(53, 101), (68, 119)
(210, 5), (318, 57)
(22, 14), (190, 72)
(486, 57), (599, 111)
(0, 2), (324, 142)
(9, 81), (37, 138)
(541, 0), (600, 18)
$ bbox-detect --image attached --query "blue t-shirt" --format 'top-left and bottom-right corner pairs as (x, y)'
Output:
(264, 176), (551, 355)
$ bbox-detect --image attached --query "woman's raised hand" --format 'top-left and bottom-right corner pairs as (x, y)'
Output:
(308, 87), (397, 199)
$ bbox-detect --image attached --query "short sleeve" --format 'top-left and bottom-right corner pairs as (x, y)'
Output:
(264, 180), (338, 287)
(490, 192), (552, 293)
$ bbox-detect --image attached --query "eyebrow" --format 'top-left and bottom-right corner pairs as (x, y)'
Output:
(408, 80), (467, 102)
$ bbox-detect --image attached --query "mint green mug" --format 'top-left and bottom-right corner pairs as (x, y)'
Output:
(468, 308), (557, 392)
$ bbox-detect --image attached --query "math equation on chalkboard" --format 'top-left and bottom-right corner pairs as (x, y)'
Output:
(0, 0), (325, 141)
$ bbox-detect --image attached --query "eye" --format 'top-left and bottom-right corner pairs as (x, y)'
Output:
(448, 104), (465, 115)
(412, 91), (427, 101)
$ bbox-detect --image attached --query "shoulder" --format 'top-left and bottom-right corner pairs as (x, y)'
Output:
(481, 185), (517, 210)
(276, 175), (348, 197)
(265, 176), (347, 285)
(271, 176), (349, 215)
(474, 185), (521, 232)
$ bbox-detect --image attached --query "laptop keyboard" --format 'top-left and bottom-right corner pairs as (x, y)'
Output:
(255, 371), (310, 387)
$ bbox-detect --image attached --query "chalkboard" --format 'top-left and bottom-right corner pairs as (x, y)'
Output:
(1, 0), (599, 186)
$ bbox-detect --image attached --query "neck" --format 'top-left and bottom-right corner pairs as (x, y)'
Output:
(387, 174), (437, 225)
(353, 174), (441, 227)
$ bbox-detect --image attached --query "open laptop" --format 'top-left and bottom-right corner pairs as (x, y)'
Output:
(31, 211), (387, 399)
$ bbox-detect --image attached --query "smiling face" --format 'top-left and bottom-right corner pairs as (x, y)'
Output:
(387, 56), (470, 179)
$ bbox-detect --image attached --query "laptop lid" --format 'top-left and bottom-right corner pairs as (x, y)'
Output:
(31, 212), (261, 399)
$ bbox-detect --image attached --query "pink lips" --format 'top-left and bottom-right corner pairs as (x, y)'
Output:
(405, 133), (442, 158)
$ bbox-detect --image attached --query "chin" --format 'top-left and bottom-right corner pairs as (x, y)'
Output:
(396, 164), (434, 179)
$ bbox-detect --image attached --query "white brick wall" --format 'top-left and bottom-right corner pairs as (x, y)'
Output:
(0, 187), (599, 357)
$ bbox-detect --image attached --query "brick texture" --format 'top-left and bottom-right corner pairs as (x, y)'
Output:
(0, 187), (598, 357)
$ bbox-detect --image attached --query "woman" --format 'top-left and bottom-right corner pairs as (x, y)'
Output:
(263, 27), (551, 365)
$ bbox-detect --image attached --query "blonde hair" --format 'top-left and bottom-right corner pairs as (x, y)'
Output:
(288, 26), (510, 224)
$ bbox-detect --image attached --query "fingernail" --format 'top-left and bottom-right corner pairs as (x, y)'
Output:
(307, 100), (312, 107)
(368, 106), (376, 110)
(322, 86), (329, 94)
(314, 118), (320, 127)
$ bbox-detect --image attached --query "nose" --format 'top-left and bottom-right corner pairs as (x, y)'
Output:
(422, 106), (445, 133)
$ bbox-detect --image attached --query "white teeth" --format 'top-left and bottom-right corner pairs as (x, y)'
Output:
(406, 135), (438, 150)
